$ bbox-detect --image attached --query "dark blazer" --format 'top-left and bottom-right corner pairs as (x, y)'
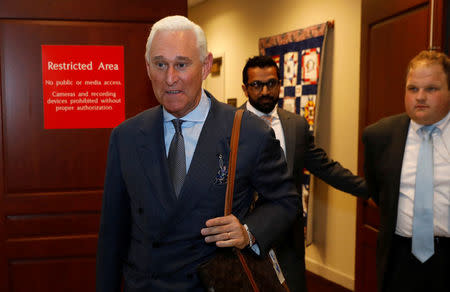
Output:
(241, 104), (368, 292)
(362, 113), (410, 291)
(96, 95), (299, 292)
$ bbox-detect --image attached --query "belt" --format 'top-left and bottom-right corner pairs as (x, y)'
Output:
(394, 234), (450, 248)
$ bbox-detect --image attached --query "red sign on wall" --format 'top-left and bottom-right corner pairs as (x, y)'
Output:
(42, 45), (125, 129)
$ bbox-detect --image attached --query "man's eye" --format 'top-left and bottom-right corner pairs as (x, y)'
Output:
(176, 63), (187, 69)
(249, 81), (262, 88)
(426, 87), (438, 92)
(154, 62), (166, 69)
(407, 86), (418, 92)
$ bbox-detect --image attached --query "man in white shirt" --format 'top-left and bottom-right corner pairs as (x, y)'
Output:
(363, 50), (450, 292)
(241, 55), (368, 292)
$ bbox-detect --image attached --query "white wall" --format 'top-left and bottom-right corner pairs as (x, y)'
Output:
(190, 0), (362, 290)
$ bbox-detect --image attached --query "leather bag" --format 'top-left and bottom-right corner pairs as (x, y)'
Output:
(197, 109), (289, 292)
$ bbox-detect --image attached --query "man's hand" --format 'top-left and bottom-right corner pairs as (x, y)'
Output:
(201, 214), (249, 249)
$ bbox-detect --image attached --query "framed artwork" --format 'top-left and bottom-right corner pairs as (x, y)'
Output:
(227, 98), (237, 107)
(211, 56), (222, 76)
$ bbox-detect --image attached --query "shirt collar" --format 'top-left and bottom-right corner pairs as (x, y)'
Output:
(246, 101), (279, 120)
(410, 110), (450, 134)
(163, 89), (210, 122)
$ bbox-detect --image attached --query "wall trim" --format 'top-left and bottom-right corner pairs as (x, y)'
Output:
(305, 256), (355, 291)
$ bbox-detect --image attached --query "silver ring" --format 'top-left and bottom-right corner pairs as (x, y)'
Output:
(227, 232), (231, 240)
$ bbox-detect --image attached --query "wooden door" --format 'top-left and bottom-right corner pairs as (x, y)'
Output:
(356, 0), (445, 291)
(0, 1), (186, 291)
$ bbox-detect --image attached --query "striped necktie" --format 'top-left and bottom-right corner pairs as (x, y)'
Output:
(168, 119), (186, 197)
(261, 114), (273, 126)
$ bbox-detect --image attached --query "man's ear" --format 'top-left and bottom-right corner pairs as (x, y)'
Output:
(145, 61), (152, 80)
(242, 84), (249, 98)
(202, 52), (213, 80)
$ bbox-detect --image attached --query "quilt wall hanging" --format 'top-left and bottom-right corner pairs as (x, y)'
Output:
(259, 21), (333, 245)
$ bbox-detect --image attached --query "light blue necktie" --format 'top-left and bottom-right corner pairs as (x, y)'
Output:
(411, 125), (437, 263)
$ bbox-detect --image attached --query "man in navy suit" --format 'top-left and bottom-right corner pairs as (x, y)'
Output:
(363, 50), (449, 291)
(96, 16), (299, 292)
(240, 56), (367, 292)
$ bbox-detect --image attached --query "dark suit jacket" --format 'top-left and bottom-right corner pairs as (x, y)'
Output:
(241, 104), (368, 292)
(96, 95), (299, 292)
(362, 113), (410, 292)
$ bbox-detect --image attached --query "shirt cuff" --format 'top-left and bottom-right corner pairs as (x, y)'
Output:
(244, 224), (260, 255)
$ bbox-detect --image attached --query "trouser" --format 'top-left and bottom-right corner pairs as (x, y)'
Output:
(384, 234), (450, 292)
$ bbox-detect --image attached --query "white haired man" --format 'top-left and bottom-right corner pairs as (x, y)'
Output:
(96, 15), (299, 291)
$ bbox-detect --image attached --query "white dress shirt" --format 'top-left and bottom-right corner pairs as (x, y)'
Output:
(245, 102), (286, 155)
(396, 111), (450, 237)
(163, 90), (210, 173)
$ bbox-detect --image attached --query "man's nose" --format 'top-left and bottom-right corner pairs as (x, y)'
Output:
(166, 66), (179, 85)
(261, 84), (270, 95)
(416, 89), (426, 101)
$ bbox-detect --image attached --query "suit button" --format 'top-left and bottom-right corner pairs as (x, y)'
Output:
(138, 208), (143, 214)
(151, 272), (158, 279)
(152, 241), (161, 248)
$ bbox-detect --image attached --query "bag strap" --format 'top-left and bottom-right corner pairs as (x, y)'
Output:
(224, 109), (244, 216)
(222, 109), (290, 292)
(223, 109), (260, 292)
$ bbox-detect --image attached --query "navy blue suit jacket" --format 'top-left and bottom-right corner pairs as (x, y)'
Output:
(96, 95), (299, 292)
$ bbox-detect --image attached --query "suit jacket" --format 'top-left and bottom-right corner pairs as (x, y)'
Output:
(241, 104), (367, 292)
(362, 113), (410, 292)
(96, 94), (299, 292)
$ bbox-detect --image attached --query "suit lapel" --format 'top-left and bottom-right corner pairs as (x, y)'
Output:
(136, 107), (178, 214)
(388, 114), (410, 207)
(176, 96), (230, 209)
(278, 108), (296, 174)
